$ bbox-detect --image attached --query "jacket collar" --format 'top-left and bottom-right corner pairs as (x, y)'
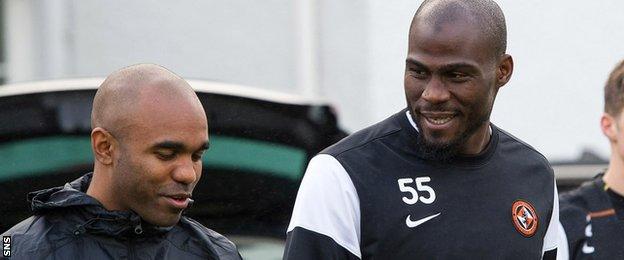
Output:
(28, 172), (172, 238)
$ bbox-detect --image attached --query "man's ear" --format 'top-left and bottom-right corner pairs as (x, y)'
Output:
(91, 127), (116, 165)
(601, 113), (618, 143)
(496, 54), (514, 88)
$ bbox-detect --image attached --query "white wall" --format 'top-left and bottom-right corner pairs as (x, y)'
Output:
(317, 0), (372, 132)
(6, 0), (297, 92)
(495, 1), (623, 160)
(4, 0), (39, 81)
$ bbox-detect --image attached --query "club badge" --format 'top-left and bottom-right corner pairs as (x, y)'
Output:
(511, 200), (538, 237)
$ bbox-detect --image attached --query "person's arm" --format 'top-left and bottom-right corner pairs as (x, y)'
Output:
(283, 154), (361, 260)
(542, 178), (560, 260)
(558, 191), (591, 260)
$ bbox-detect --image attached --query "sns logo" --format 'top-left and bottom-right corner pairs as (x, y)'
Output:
(2, 236), (10, 257)
(397, 176), (436, 205)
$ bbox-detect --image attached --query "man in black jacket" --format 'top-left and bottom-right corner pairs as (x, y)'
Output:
(1, 64), (241, 259)
(559, 60), (624, 259)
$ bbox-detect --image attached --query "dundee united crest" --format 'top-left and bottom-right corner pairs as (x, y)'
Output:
(511, 200), (538, 237)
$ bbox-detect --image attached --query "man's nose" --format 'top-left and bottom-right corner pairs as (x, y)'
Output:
(172, 157), (198, 185)
(421, 76), (450, 104)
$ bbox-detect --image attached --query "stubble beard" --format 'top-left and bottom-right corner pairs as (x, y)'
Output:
(413, 108), (490, 162)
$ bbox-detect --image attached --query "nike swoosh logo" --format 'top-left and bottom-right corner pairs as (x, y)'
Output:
(406, 213), (441, 228)
(582, 242), (595, 254)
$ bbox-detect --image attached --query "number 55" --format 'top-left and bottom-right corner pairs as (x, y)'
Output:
(397, 176), (436, 205)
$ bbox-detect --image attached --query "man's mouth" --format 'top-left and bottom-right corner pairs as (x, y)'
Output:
(420, 111), (457, 126)
(162, 193), (192, 209)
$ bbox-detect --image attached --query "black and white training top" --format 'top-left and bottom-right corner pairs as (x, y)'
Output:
(284, 109), (560, 260)
(558, 175), (624, 259)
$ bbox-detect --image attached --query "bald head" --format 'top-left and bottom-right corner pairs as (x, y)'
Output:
(411, 0), (507, 59)
(91, 64), (205, 139)
(88, 64), (208, 226)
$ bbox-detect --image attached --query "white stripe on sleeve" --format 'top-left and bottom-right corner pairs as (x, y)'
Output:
(542, 177), (560, 254)
(556, 221), (569, 260)
(287, 154), (361, 258)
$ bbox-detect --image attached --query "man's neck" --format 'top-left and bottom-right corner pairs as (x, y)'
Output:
(604, 153), (624, 196)
(86, 170), (125, 211)
(460, 123), (492, 155)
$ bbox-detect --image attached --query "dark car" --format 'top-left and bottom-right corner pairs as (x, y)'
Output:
(0, 78), (347, 258)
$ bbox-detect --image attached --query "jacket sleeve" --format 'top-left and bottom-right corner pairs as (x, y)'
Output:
(283, 154), (361, 260)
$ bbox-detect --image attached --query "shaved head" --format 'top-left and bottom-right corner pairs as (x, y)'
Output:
(88, 64), (208, 226)
(411, 0), (507, 59)
(404, 0), (513, 161)
(91, 63), (204, 140)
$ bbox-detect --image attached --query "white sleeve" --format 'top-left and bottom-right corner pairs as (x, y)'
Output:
(287, 154), (362, 258)
(542, 177), (561, 259)
(556, 221), (570, 260)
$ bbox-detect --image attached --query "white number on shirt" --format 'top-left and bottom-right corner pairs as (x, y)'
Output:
(397, 176), (436, 205)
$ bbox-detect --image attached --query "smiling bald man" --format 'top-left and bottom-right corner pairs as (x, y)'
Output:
(2, 64), (241, 260)
(284, 0), (560, 259)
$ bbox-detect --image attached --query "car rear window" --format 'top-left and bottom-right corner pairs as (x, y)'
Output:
(0, 135), (307, 182)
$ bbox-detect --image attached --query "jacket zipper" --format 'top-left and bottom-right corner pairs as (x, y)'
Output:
(128, 222), (142, 259)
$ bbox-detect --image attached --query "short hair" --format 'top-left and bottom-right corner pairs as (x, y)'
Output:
(90, 63), (196, 140)
(604, 60), (624, 116)
(411, 0), (507, 58)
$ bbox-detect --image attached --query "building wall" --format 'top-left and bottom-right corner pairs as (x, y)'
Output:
(6, 0), (297, 92)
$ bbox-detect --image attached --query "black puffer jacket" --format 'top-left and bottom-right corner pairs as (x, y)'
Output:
(1, 173), (242, 260)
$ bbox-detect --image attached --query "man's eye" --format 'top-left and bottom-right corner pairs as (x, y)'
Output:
(191, 152), (204, 162)
(449, 72), (469, 82)
(409, 68), (427, 78)
(156, 151), (176, 160)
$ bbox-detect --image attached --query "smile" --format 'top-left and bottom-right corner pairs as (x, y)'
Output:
(421, 112), (457, 126)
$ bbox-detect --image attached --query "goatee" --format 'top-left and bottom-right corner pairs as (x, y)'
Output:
(413, 112), (489, 162)
(415, 133), (465, 162)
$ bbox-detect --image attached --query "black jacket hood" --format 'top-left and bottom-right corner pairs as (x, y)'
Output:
(28, 172), (171, 238)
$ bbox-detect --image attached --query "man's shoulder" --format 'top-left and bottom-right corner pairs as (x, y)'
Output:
(2, 214), (61, 258)
(2, 214), (55, 239)
(3, 216), (39, 236)
(558, 179), (603, 246)
(172, 217), (241, 259)
(559, 179), (602, 215)
(322, 111), (404, 157)
(495, 125), (551, 169)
